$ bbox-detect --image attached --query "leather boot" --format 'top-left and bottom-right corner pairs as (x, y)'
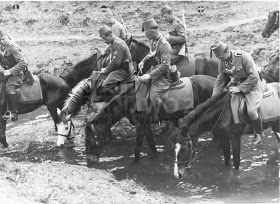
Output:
(0, 137), (9, 148)
(252, 116), (264, 145)
(2, 94), (18, 121)
(153, 99), (163, 124)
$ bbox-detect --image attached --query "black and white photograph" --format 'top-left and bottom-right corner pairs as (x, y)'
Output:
(0, 1), (279, 203)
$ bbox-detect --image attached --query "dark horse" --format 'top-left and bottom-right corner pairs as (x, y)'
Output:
(169, 84), (280, 178)
(61, 73), (215, 163)
(262, 10), (279, 38)
(126, 35), (219, 78)
(260, 52), (279, 83)
(0, 51), (100, 147)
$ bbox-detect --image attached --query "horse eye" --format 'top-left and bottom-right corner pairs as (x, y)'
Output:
(65, 127), (69, 130)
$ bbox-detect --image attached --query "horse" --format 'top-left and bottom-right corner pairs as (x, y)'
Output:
(125, 35), (219, 78)
(262, 10), (279, 38)
(55, 70), (216, 163)
(169, 84), (280, 179)
(260, 52), (279, 83)
(0, 51), (100, 148)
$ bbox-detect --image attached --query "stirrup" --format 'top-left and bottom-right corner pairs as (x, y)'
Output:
(252, 133), (263, 145)
(2, 111), (18, 121)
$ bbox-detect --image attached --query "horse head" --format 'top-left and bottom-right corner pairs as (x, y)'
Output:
(169, 125), (196, 179)
(56, 108), (74, 147)
(56, 77), (92, 146)
(85, 123), (108, 163)
(262, 10), (279, 38)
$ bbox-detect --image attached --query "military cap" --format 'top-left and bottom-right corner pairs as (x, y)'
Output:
(210, 40), (228, 58)
(142, 18), (158, 31)
(99, 25), (112, 37)
(161, 5), (172, 16)
(101, 5), (107, 12)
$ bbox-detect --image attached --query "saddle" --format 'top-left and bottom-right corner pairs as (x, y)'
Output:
(16, 75), (43, 104)
(231, 83), (280, 124)
(135, 77), (194, 113)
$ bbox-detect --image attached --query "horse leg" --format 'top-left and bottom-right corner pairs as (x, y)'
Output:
(0, 118), (8, 148)
(134, 123), (145, 162)
(230, 133), (242, 170)
(47, 106), (59, 131)
(271, 120), (280, 153)
(143, 123), (157, 158)
(213, 130), (231, 167)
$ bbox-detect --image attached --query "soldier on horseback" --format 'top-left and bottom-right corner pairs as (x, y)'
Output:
(139, 18), (174, 119)
(98, 25), (134, 90)
(0, 34), (30, 121)
(100, 9), (128, 57)
(160, 5), (188, 65)
(211, 40), (264, 145)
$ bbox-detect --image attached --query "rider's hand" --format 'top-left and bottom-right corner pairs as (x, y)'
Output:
(100, 68), (106, 74)
(100, 50), (106, 56)
(138, 61), (144, 74)
(3, 70), (11, 76)
(229, 86), (240, 94)
(163, 33), (170, 40)
(140, 74), (150, 81)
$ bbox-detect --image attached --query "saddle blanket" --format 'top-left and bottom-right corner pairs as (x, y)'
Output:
(135, 77), (194, 113)
(17, 75), (43, 104)
(231, 83), (280, 124)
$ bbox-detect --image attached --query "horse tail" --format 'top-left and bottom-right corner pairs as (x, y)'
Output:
(63, 77), (91, 116)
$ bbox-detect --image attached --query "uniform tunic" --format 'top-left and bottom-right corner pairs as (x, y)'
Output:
(112, 20), (127, 40)
(213, 50), (263, 120)
(1, 40), (27, 94)
(148, 36), (173, 105)
(102, 36), (134, 88)
(167, 17), (186, 55)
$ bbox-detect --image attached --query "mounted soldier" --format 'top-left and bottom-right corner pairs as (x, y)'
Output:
(160, 5), (188, 66)
(210, 40), (264, 145)
(139, 18), (174, 119)
(98, 25), (134, 91)
(0, 33), (34, 121)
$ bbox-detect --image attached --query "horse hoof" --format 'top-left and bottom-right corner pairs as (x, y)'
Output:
(234, 166), (239, 170)
(225, 163), (231, 168)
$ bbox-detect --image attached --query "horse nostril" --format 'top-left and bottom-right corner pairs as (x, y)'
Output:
(58, 144), (64, 148)
(178, 173), (182, 179)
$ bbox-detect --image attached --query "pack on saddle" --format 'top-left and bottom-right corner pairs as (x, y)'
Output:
(231, 83), (280, 128)
(0, 37), (42, 121)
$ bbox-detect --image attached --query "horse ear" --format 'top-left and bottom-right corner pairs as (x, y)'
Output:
(65, 114), (72, 121)
(57, 108), (61, 115)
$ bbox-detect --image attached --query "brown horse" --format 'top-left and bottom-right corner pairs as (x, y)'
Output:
(260, 52), (279, 83)
(126, 35), (219, 77)
(262, 10), (279, 38)
(0, 52), (99, 148)
(60, 73), (215, 163)
(169, 84), (280, 178)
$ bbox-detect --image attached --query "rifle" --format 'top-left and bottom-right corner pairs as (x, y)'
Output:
(119, 14), (128, 33)
(178, 10), (187, 56)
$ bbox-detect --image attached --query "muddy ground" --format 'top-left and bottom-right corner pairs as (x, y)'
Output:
(0, 1), (279, 204)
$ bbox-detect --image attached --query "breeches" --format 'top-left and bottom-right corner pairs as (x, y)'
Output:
(245, 86), (263, 120)
(6, 76), (24, 94)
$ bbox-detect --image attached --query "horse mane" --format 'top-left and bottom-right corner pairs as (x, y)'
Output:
(131, 38), (150, 50)
(92, 85), (135, 123)
(61, 53), (97, 87)
(179, 91), (228, 129)
(62, 77), (91, 116)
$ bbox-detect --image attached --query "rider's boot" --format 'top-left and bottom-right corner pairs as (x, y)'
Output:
(252, 115), (264, 145)
(2, 94), (18, 121)
(0, 137), (9, 148)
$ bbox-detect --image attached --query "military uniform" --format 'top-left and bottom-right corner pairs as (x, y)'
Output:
(102, 36), (134, 88)
(1, 40), (27, 94)
(112, 20), (127, 40)
(148, 36), (173, 105)
(167, 17), (186, 56)
(213, 50), (263, 120)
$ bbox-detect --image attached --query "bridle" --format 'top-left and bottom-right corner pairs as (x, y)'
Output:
(57, 118), (75, 140)
(174, 91), (231, 169)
